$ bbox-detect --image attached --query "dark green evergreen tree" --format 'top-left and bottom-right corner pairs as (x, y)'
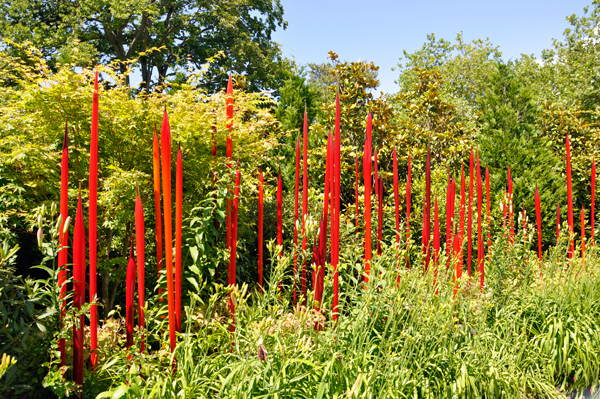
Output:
(478, 62), (566, 248)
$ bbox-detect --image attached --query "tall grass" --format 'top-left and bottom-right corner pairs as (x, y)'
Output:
(94, 219), (600, 399)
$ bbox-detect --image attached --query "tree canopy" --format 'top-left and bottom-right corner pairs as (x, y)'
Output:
(0, 0), (289, 92)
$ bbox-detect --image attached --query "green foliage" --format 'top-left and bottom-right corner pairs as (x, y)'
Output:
(0, 0), (289, 92)
(394, 67), (474, 175)
(397, 32), (502, 113)
(0, 44), (282, 317)
(312, 52), (395, 149)
(91, 222), (600, 398)
(0, 203), (71, 398)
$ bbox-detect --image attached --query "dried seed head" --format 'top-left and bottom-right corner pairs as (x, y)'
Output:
(257, 344), (268, 363)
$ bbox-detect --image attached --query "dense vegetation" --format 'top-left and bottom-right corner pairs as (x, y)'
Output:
(2, 1), (600, 398)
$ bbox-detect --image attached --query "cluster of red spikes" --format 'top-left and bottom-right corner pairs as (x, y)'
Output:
(60, 72), (596, 389)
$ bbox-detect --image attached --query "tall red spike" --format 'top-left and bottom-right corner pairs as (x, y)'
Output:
(126, 239), (135, 350)
(226, 74), (234, 157)
(486, 167), (491, 257)
(277, 169), (283, 258)
(458, 166), (466, 272)
(73, 194), (86, 387)
(316, 134), (332, 313)
(160, 109), (176, 352)
(566, 135), (574, 258)
(378, 176), (384, 256)
(422, 206), (426, 267)
(175, 146), (183, 333)
(135, 194), (145, 352)
(523, 204), (528, 254)
(332, 92), (341, 321)
(445, 178), (454, 270)
(393, 148), (401, 282)
(406, 153), (412, 268)
(556, 204), (561, 245)
(508, 167), (514, 244)
(212, 123), (219, 282)
(355, 155), (360, 232)
(58, 121), (69, 367)
(374, 150), (379, 206)
(453, 216), (461, 299)
(293, 135), (300, 304)
(226, 74), (234, 283)
(393, 148), (400, 246)
(581, 206), (586, 259)
(89, 70), (99, 368)
(258, 169), (264, 289)
(535, 187), (542, 263)
(231, 166), (240, 288)
(433, 197), (440, 287)
(301, 110), (308, 304)
(152, 127), (164, 298)
(375, 150), (382, 256)
(476, 152), (483, 290)
(424, 145), (431, 271)
(467, 149), (474, 276)
(228, 165), (240, 334)
(592, 158), (596, 245)
(363, 113), (372, 282)
(503, 190), (507, 233)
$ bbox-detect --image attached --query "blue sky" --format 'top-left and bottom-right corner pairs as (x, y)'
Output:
(271, 0), (591, 94)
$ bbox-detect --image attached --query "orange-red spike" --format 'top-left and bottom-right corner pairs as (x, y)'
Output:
(58, 121), (69, 367)
(73, 193), (86, 387)
(175, 146), (183, 333)
(152, 126), (164, 298)
(135, 195), (145, 352)
(160, 109), (176, 352)
(89, 70), (99, 368)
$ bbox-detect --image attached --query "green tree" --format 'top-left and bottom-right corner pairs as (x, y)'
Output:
(0, 0), (288, 92)
(477, 62), (566, 247)
(396, 32), (502, 113)
(0, 45), (281, 316)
